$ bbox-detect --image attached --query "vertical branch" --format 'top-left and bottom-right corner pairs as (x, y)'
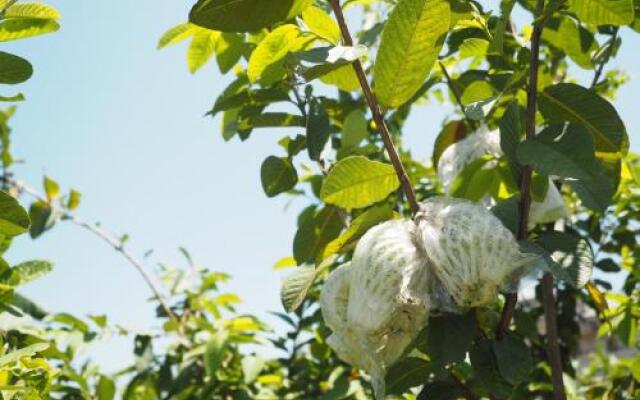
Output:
(495, 1), (566, 398)
(328, 0), (420, 214)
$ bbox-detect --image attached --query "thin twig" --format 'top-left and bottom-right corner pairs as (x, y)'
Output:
(4, 177), (180, 326)
(438, 61), (478, 131)
(328, 0), (420, 214)
(591, 27), (619, 89)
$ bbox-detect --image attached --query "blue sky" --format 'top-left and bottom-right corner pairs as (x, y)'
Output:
(3, 1), (640, 371)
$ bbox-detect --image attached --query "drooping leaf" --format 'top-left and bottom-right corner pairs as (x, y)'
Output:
(0, 51), (33, 84)
(0, 190), (30, 237)
(568, 0), (634, 26)
(306, 97), (331, 161)
(280, 265), (316, 312)
(385, 357), (431, 395)
(536, 231), (594, 288)
(374, 0), (450, 107)
(190, 0), (312, 33)
(260, 156), (298, 197)
(538, 83), (628, 154)
(320, 156), (400, 210)
(492, 335), (533, 385)
(188, 29), (218, 73)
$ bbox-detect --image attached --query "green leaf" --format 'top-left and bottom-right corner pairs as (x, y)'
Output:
(320, 156), (400, 210)
(241, 355), (266, 384)
(432, 120), (468, 169)
(157, 23), (195, 49)
(0, 190), (29, 237)
(10, 260), (54, 286)
(281, 256), (337, 312)
(491, 196), (520, 235)
(43, 175), (59, 200)
(302, 6), (341, 44)
(188, 29), (218, 73)
(306, 98), (331, 161)
(536, 231), (594, 288)
(293, 206), (343, 264)
(214, 32), (245, 73)
(247, 24), (311, 85)
(281, 265), (315, 312)
(204, 330), (228, 377)
(516, 124), (617, 210)
(0, 18), (59, 42)
(190, 0), (312, 33)
(260, 156), (298, 197)
(4, 3), (61, 19)
(499, 102), (524, 172)
(97, 376), (116, 400)
(210, 84), (290, 117)
(321, 204), (393, 261)
(489, 0), (516, 54)
(10, 293), (47, 320)
(0, 343), (49, 368)
(239, 112), (305, 130)
(374, 0), (450, 108)
(460, 80), (496, 105)
(450, 155), (500, 202)
(0, 51), (33, 84)
(385, 357), (430, 395)
(568, 0), (634, 26)
(538, 83), (628, 154)
(470, 339), (513, 399)
(341, 109), (368, 148)
(67, 189), (81, 210)
(541, 17), (598, 69)
(492, 335), (533, 385)
(423, 312), (476, 367)
(319, 64), (360, 92)
(28, 200), (56, 238)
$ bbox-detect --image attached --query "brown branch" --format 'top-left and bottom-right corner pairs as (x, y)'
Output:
(495, 1), (566, 398)
(5, 178), (180, 326)
(328, 0), (420, 214)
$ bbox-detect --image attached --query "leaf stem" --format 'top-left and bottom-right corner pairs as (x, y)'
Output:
(590, 27), (619, 89)
(328, 0), (420, 214)
(3, 177), (180, 327)
(438, 61), (478, 131)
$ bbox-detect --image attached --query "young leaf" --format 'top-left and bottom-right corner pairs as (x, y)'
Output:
(0, 18), (59, 42)
(188, 29), (218, 73)
(374, 0), (450, 108)
(157, 23), (196, 49)
(0, 51), (33, 84)
(190, 0), (312, 33)
(320, 156), (400, 210)
(43, 176), (59, 201)
(302, 6), (341, 44)
(260, 156), (298, 197)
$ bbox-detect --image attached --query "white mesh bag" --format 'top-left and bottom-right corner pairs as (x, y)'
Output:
(437, 126), (567, 226)
(320, 219), (431, 399)
(416, 197), (539, 308)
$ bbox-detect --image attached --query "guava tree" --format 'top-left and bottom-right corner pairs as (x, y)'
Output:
(161, 0), (640, 398)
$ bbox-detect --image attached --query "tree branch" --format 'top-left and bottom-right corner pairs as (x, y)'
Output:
(494, 1), (566, 398)
(328, 0), (420, 214)
(591, 27), (619, 89)
(4, 177), (180, 326)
